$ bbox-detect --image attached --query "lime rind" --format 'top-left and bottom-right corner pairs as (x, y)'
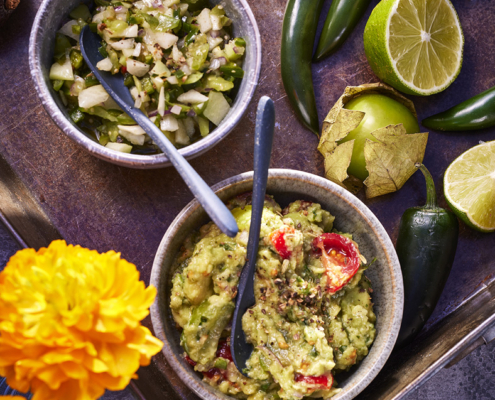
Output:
(364, 0), (464, 96)
(444, 141), (495, 232)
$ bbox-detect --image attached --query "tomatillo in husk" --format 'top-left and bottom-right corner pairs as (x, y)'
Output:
(317, 83), (428, 198)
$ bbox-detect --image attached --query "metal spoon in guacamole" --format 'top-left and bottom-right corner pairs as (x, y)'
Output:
(231, 96), (276, 375)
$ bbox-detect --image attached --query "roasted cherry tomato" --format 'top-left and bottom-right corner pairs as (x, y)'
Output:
(203, 367), (223, 380)
(216, 340), (233, 362)
(270, 227), (295, 259)
(294, 373), (333, 389)
(184, 355), (197, 367)
(312, 233), (360, 293)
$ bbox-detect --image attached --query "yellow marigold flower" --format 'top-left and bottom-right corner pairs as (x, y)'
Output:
(0, 240), (163, 400)
(0, 396), (26, 400)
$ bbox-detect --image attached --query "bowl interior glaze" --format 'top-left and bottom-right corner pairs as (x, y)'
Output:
(29, 0), (261, 169)
(150, 169), (403, 400)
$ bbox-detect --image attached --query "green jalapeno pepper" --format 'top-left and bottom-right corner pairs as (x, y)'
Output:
(395, 164), (459, 349)
(314, 0), (372, 62)
(281, 0), (324, 136)
(422, 85), (495, 131)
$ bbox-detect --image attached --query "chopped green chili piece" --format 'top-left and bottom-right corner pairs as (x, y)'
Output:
(70, 108), (85, 124)
(219, 65), (245, 79)
(52, 80), (64, 91)
(234, 37), (246, 47)
(213, 358), (228, 370)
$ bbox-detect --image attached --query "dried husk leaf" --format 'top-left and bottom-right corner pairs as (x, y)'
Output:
(318, 82), (425, 196)
(364, 125), (428, 198)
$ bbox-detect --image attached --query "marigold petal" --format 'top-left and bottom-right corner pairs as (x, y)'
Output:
(3, 365), (30, 393)
(88, 372), (129, 392)
(35, 365), (70, 390)
(107, 344), (140, 377)
(60, 361), (89, 380)
(82, 356), (108, 374)
(41, 351), (75, 365)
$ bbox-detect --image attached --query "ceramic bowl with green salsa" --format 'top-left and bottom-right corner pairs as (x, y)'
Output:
(150, 170), (403, 400)
(29, 0), (261, 168)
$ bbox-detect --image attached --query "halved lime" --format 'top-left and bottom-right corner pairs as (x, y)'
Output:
(444, 141), (495, 233)
(364, 0), (464, 96)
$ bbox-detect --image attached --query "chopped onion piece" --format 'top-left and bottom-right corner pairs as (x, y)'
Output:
(126, 59), (150, 77)
(106, 143), (132, 153)
(130, 86), (139, 101)
(160, 114), (179, 131)
(110, 38), (135, 50)
(178, 3), (189, 14)
(154, 32), (178, 49)
(49, 56), (74, 81)
(197, 8), (212, 33)
(70, 76), (86, 97)
(209, 58), (221, 70)
(181, 64), (192, 76)
(210, 14), (223, 31)
(122, 48), (135, 57)
(171, 105), (182, 115)
(96, 57), (113, 71)
(177, 90), (209, 105)
(183, 117), (196, 138)
(175, 120), (190, 145)
(58, 20), (80, 41)
(158, 86), (166, 117)
(172, 44), (183, 62)
(207, 34), (223, 49)
(92, 8), (116, 23)
(133, 1), (146, 10)
(118, 125), (146, 135)
(122, 24), (139, 38)
(78, 85), (109, 109)
(133, 43), (142, 57)
(167, 76), (179, 85)
(118, 129), (145, 145)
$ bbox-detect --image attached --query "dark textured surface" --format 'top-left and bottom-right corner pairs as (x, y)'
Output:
(0, 0), (494, 398)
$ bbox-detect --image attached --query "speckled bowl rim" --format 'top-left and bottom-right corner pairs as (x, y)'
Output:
(29, 0), (262, 169)
(150, 169), (404, 400)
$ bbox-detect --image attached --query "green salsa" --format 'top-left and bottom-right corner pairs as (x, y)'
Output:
(50, 0), (246, 154)
(170, 195), (376, 399)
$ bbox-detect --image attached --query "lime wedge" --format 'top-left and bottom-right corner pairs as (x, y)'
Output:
(364, 0), (464, 96)
(444, 141), (495, 232)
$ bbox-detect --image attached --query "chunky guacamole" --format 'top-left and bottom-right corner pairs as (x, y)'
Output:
(170, 194), (376, 399)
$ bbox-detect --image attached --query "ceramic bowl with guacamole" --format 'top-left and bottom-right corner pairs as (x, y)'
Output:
(150, 169), (403, 400)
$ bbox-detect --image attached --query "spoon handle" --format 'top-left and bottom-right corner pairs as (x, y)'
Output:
(247, 97), (276, 265)
(132, 111), (238, 237)
(231, 96), (275, 374)
(79, 26), (238, 238)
